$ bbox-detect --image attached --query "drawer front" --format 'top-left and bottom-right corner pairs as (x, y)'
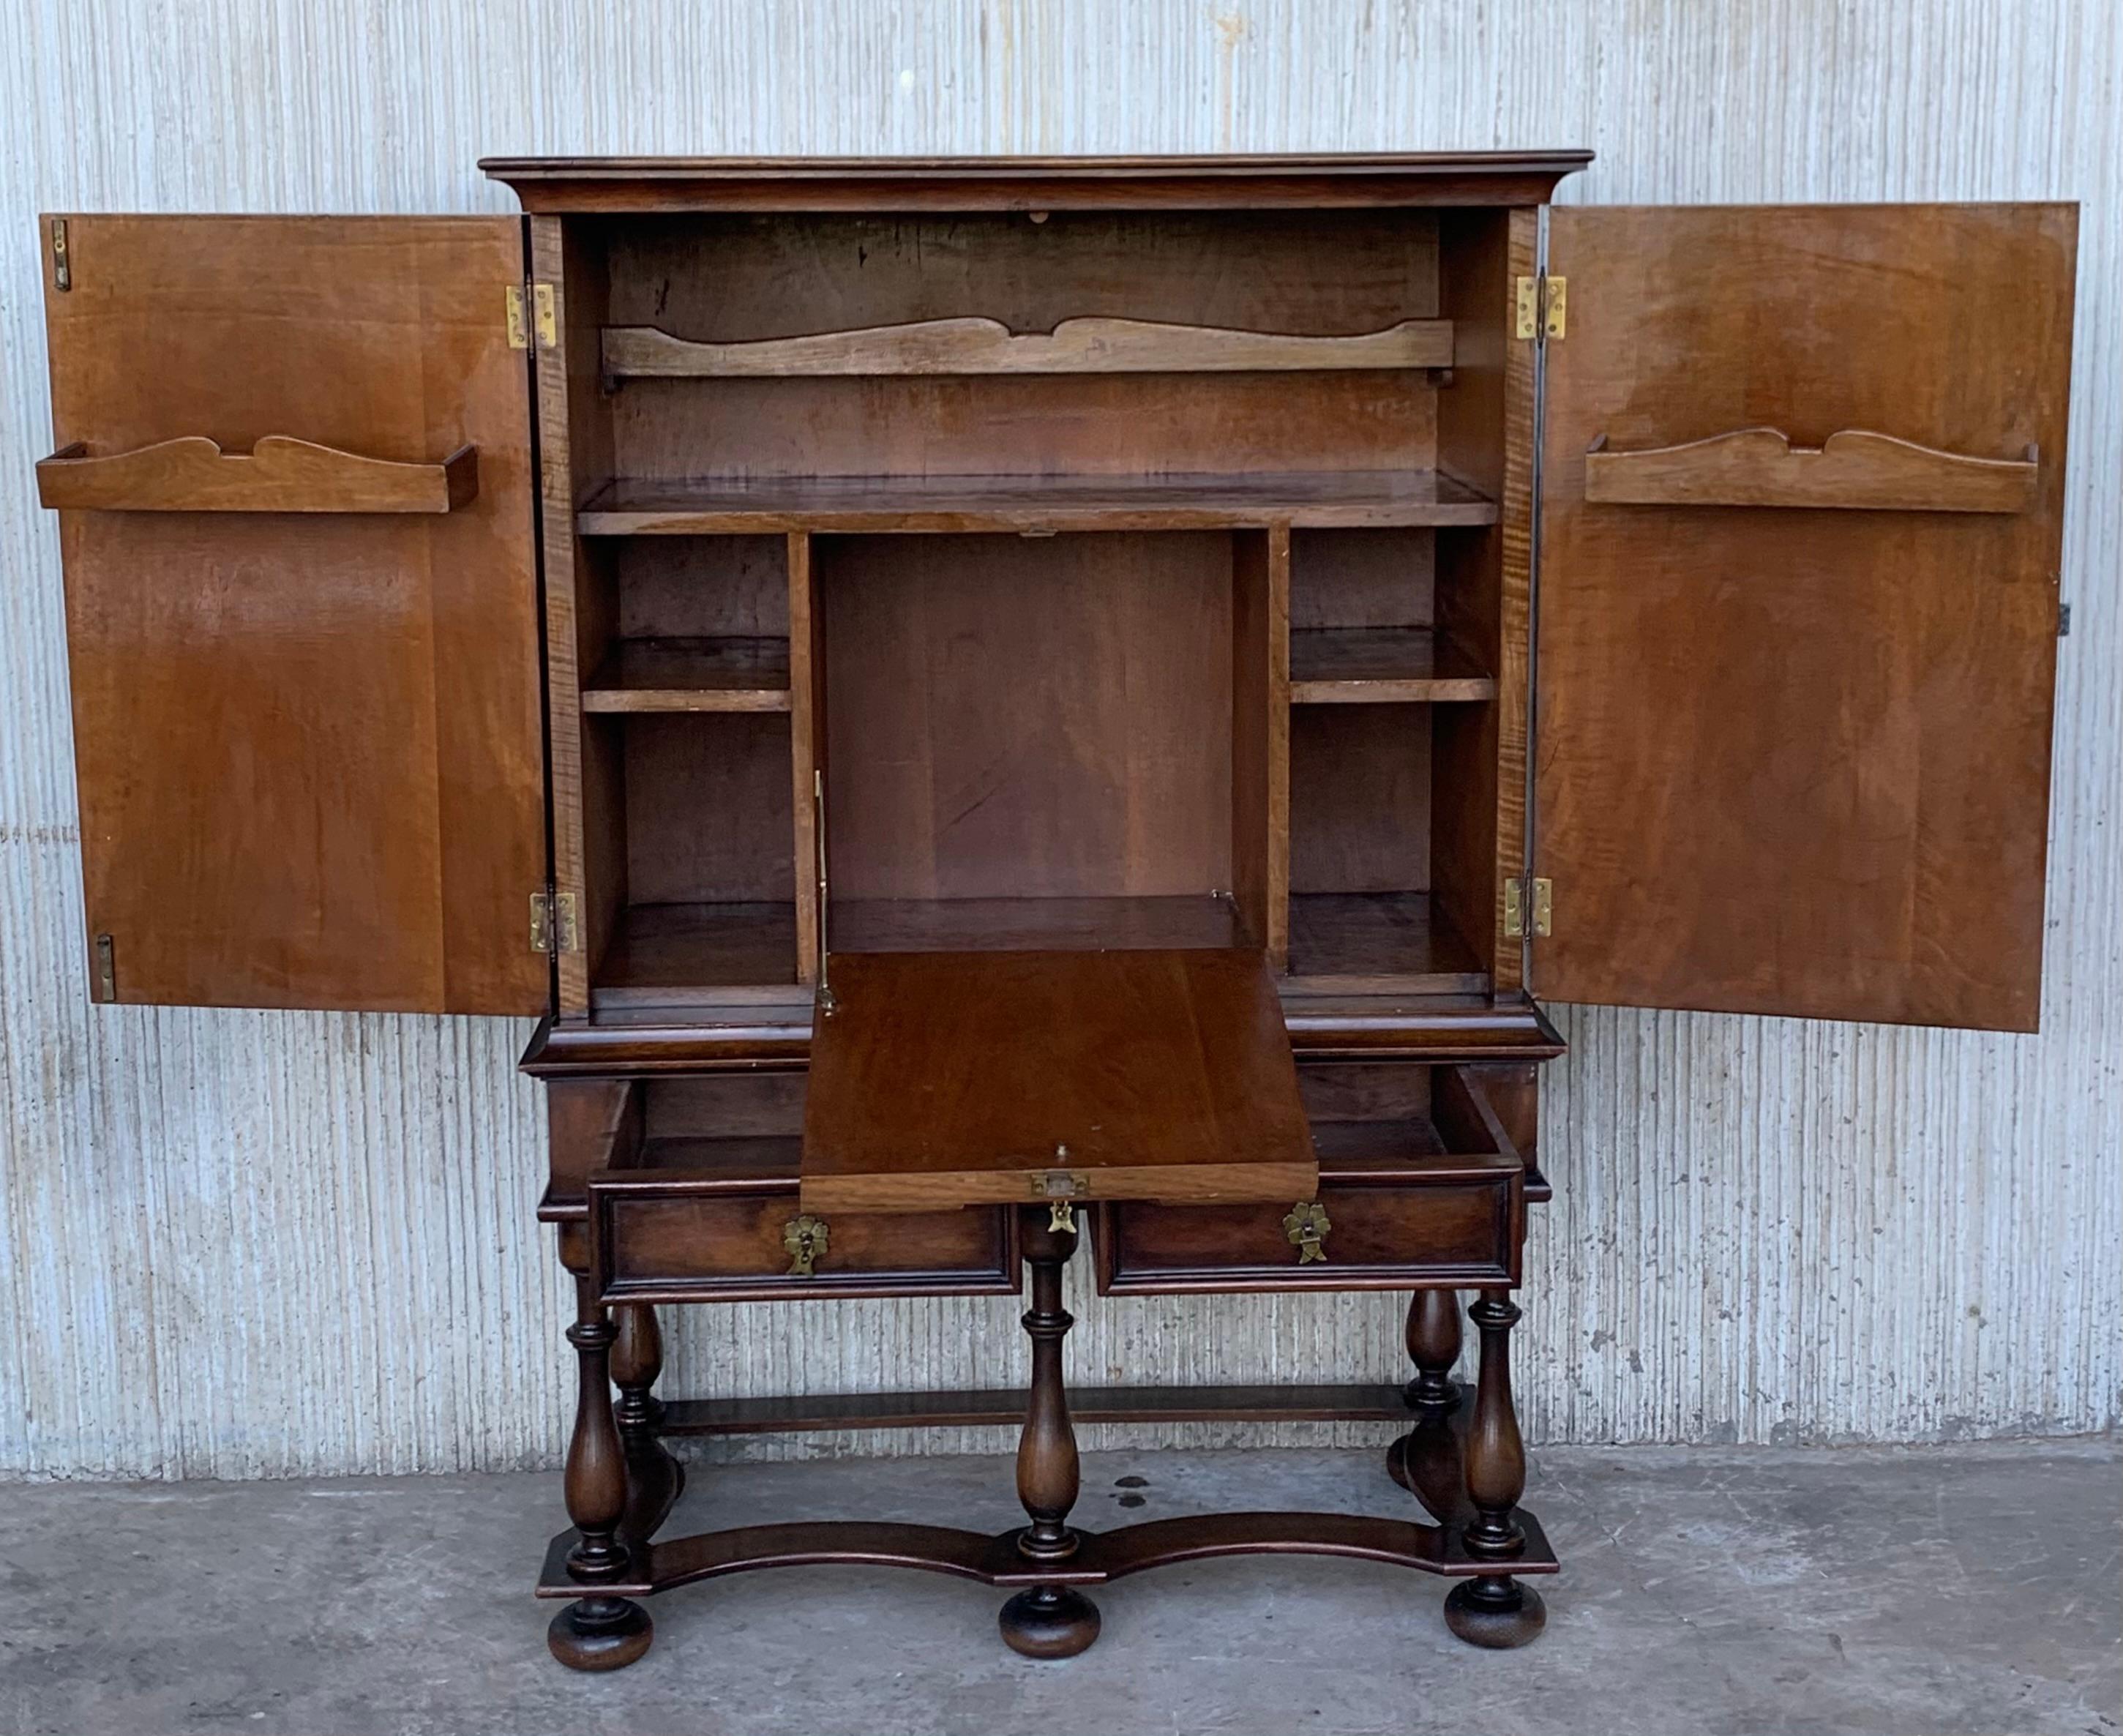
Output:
(1097, 1172), (1520, 1294)
(596, 1189), (1018, 1302)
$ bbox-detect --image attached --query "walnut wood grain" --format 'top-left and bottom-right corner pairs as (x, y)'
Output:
(1538, 203), (2075, 1030)
(787, 532), (825, 987)
(1232, 526), (1291, 965)
(1283, 893), (1489, 995)
(36, 435), (478, 513)
(1583, 426), (2039, 513)
(604, 315), (1453, 379)
(835, 894), (1243, 953)
(1289, 627), (1496, 703)
(1096, 1129), (1523, 1294)
(818, 531), (1235, 907)
(534, 1508), (1561, 1598)
(482, 150), (1592, 214)
(654, 1382), (1415, 1436)
(580, 637), (791, 712)
(577, 471), (1499, 535)
(591, 902), (798, 1009)
(531, 212), (607, 1017)
(42, 214), (547, 1014)
(798, 949), (1314, 1213)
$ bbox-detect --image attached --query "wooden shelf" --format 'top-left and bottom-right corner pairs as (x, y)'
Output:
(594, 902), (798, 1011)
(834, 894), (1244, 954)
(591, 895), (1246, 1011)
(633, 1134), (805, 1178)
(577, 471), (1499, 535)
(36, 435), (478, 514)
(657, 1382), (1415, 1437)
(604, 315), (1453, 381)
(1284, 892), (1489, 995)
(582, 637), (792, 713)
(1289, 627), (1495, 704)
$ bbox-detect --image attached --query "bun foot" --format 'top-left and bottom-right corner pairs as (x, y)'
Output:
(548, 1596), (654, 1671)
(1444, 1576), (1546, 1649)
(998, 1585), (1101, 1658)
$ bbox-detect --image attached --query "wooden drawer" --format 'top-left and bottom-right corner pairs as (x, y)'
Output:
(563, 1073), (1022, 1303)
(1095, 1063), (1525, 1293)
(594, 1175), (1019, 1303)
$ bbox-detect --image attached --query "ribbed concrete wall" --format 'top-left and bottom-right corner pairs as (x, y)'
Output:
(1, 0), (2116, 1478)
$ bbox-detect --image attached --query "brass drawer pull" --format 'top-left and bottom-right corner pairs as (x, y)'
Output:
(1282, 1200), (1330, 1264)
(782, 1213), (829, 1278)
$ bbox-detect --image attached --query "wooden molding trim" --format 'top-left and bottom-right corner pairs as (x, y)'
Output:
(603, 315), (1453, 380)
(1583, 427), (2037, 514)
(36, 435), (479, 514)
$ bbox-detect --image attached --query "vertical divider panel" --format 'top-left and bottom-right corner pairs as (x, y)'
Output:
(1431, 206), (1526, 996)
(788, 531), (824, 984)
(1231, 523), (1291, 969)
(1491, 206), (1540, 998)
(531, 214), (612, 1016)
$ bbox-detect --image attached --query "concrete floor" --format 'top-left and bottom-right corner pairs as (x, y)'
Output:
(0, 1440), (2115, 1736)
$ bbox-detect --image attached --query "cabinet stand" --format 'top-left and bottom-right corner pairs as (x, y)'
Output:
(536, 1269), (1555, 1668)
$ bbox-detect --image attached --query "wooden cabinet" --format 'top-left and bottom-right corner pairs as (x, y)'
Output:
(35, 154), (2078, 1667)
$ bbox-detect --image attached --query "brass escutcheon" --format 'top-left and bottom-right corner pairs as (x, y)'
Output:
(782, 1213), (828, 1278)
(1282, 1200), (1330, 1264)
(1030, 1164), (1087, 1233)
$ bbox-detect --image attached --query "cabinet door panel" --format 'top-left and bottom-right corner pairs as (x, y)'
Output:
(1535, 204), (2074, 1030)
(43, 216), (547, 1013)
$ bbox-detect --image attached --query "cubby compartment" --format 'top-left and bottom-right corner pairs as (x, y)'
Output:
(571, 535), (810, 1010)
(1289, 528), (1495, 704)
(581, 536), (792, 713)
(1281, 523), (1500, 994)
(817, 529), (1246, 951)
(589, 711), (799, 1006)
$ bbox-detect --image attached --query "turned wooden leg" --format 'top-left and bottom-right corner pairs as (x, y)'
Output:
(549, 1278), (654, 1671)
(1388, 1287), (1470, 1512)
(1444, 1288), (1546, 1649)
(997, 1206), (1101, 1659)
(1404, 1287), (1463, 1408)
(613, 1302), (684, 1545)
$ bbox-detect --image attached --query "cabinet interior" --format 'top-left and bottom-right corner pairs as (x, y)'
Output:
(554, 206), (1515, 1017)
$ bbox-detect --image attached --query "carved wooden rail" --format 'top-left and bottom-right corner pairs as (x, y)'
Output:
(602, 315), (1453, 380)
(536, 1508), (1561, 1599)
(1583, 427), (2037, 514)
(36, 435), (479, 513)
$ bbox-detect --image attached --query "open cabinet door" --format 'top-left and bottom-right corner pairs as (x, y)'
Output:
(40, 217), (548, 1013)
(1530, 204), (2075, 1031)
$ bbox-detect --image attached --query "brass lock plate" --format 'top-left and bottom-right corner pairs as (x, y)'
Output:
(1030, 1166), (1087, 1233)
(1282, 1200), (1330, 1264)
(782, 1213), (828, 1278)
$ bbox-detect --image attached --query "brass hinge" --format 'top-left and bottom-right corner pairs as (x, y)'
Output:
(50, 218), (70, 292)
(505, 282), (558, 351)
(1502, 876), (1553, 940)
(529, 890), (579, 954)
(92, 932), (115, 1001)
(1514, 273), (1565, 341)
